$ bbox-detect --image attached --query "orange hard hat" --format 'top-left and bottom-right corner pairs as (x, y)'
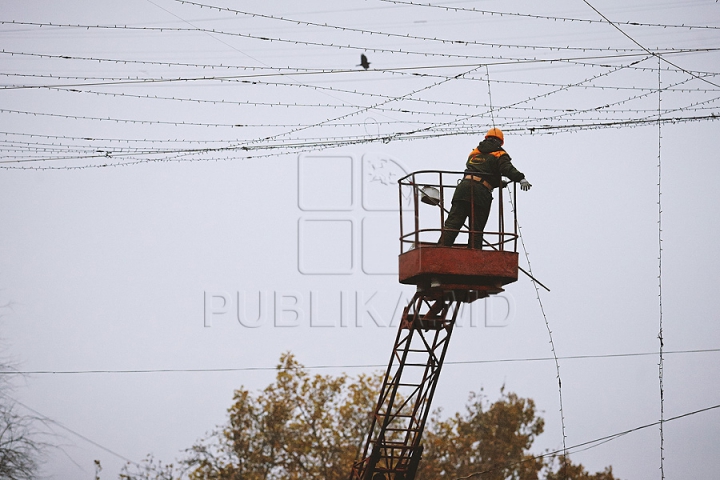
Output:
(485, 127), (504, 145)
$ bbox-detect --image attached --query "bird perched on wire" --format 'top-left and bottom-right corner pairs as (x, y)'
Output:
(358, 53), (370, 70)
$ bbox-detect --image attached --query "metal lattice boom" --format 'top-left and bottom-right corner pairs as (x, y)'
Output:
(350, 170), (521, 480)
(350, 290), (466, 480)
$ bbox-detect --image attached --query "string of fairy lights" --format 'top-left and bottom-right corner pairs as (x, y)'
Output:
(0, 19), (683, 53)
(377, 0), (720, 30)
(0, 40), (716, 167)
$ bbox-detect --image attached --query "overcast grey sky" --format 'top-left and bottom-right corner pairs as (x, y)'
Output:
(1, 1), (719, 478)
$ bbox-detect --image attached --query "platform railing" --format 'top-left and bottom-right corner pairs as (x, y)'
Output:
(398, 170), (518, 255)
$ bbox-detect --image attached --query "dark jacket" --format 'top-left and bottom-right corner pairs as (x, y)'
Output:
(465, 139), (525, 188)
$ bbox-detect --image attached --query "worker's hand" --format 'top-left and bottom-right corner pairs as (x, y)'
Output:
(519, 178), (532, 191)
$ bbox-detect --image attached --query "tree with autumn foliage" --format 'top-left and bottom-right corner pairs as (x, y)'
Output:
(418, 390), (617, 480)
(418, 389), (545, 480)
(184, 353), (380, 480)
(120, 353), (619, 480)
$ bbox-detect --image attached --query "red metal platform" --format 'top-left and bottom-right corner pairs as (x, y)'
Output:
(399, 245), (518, 295)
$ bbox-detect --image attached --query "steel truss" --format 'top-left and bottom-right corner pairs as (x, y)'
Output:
(350, 289), (465, 480)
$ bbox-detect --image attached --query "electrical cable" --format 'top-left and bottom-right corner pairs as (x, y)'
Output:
(1, 348), (717, 375)
(0, 392), (137, 465)
(508, 188), (567, 470)
(379, 0), (720, 31)
(657, 54), (666, 480)
(454, 403), (720, 480)
(0, 6), (718, 169)
(236, 64), (485, 151)
(380, 55), (657, 143)
(485, 65), (495, 130)
(3, 20), (653, 62)
(173, 0), (664, 53)
(580, 0), (720, 90)
(2, 48), (715, 80)
(1, 114), (717, 169)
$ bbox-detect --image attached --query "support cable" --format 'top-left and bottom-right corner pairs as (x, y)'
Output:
(657, 54), (665, 480)
(4, 20), (647, 61)
(2, 115), (718, 170)
(145, 0), (382, 127)
(580, 0), (720, 89)
(0, 391), (136, 465)
(0, 348), (718, 375)
(170, 3), (662, 53)
(485, 65), (496, 130)
(473, 59), (566, 462)
(455, 403), (720, 480)
(379, 0), (720, 31)
(509, 191), (567, 471)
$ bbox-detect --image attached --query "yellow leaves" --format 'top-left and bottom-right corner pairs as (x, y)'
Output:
(187, 352), (383, 480)
(419, 390), (546, 480)
(183, 354), (618, 480)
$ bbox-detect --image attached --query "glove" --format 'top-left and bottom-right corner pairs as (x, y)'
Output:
(519, 178), (532, 191)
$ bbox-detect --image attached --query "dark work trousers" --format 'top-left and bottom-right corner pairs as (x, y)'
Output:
(439, 179), (493, 248)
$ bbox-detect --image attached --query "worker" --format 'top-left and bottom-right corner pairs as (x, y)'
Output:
(439, 128), (531, 248)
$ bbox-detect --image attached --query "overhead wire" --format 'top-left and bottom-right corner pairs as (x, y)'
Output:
(657, 54), (666, 480)
(381, 54), (660, 142)
(4, 369), (719, 479)
(144, 0), (392, 130)
(4, 64), (717, 116)
(3, 392), (180, 479)
(498, 66), (712, 129)
(37, 87), (495, 119)
(0, 3), (718, 169)
(0, 107), (253, 128)
(579, 0), (720, 89)
(235, 64), (485, 151)
(508, 186), (567, 468)
(1, 114), (717, 168)
(378, 0), (720, 31)
(453, 403), (720, 480)
(0, 392), (137, 466)
(0, 18), (664, 55)
(0, 20), (647, 63)
(577, 2), (706, 475)
(1, 347), (718, 375)
(174, 0), (699, 54)
(3, 47), (716, 77)
(1, 49), (716, 95)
